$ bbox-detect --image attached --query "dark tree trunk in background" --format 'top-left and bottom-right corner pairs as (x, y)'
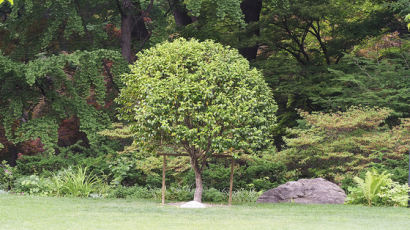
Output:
(121, 13), (133, 63)
(170, 0), (194, 26)
(118, 0), (150, 63)
(239, 0), (262, 60)
(241, 0), (262, 25)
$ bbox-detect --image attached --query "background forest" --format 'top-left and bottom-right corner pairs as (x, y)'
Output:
(0, 0), (409, 204)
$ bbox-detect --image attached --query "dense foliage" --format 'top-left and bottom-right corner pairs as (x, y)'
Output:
(0, 0), (409, 206)
(0, 49), (128, 163)
(277, 107), (410, 186)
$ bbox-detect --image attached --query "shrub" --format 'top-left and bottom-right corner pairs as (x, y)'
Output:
(167, 186), (194, 201)
(52, 167), (105, 197)
(243, 156), (290, 191)
(203, 188), (227, 203)
(0, 160), (16, 190)
(16, 155), (70, 176)
(14, 175), (54, 196)
(108, 186), (134, 199)
(346, 169), (410, 207)
(277, 107), (410, 184)
(232, 189), (262, 203)
(16, 152), (114, 178)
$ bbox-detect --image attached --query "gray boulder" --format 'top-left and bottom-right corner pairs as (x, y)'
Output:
(257, 178), (346, 204)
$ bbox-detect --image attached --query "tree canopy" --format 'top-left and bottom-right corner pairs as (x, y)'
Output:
(117, 38), (277, 201)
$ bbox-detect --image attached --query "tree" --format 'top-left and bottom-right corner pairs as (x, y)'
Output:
(258, 0), (395, 66)
(0, 49), (128, 163)
(117, 38), (277, 202)
(0, 0), (157, 63)
(167, 0), (264, 60)
(251, 0), (406, 149)
(116, 0), (154, 63)
(314, 34), (410, 121)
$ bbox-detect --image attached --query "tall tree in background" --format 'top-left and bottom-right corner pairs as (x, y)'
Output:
(238, 0), (262, 60)
(252, 0), (408, 148)
(117, 0), (152, 63)
(0, 1), (130, 163)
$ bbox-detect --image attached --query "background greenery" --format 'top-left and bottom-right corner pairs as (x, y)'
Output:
(0, 0), (409, 206)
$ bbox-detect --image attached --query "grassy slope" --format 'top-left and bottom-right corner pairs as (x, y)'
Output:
(1, 194), (410, 230)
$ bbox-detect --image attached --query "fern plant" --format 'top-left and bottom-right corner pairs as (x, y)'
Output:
(52, 167), (101, 197)
(346, 169), (409, 207)
(353, 169), (391, 206)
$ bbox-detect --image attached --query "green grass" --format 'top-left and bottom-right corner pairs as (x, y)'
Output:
(1, 194), (410, 230)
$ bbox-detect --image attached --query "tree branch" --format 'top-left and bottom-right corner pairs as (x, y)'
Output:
(282, 17), (310, 64)
(309, 20), (330, 65)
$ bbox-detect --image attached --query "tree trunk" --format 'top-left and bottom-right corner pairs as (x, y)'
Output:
(170, 0), (194, 26)
(193, 163), (203, 202)
(239, 0), (262, 61)
(190, 153), (204, 202)
(241, 0), (262, 25)
(121, 13), (133, 63)
(119, 0), (150, 63)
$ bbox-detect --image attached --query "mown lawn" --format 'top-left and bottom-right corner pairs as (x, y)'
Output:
(1, 194), (410, 230)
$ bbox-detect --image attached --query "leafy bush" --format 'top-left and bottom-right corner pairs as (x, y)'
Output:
(108, 186), (134, 199)
(51, 167), (104, 197)
(16, 154), (112, 177)
(166, 186), (194, 201)
(370, 155), (410, 185)
(0, 160), (17, 190)
(346, 169), (409, 207)
(277, 107), (410, 184)
(203, 188), (227, 203)
(232, 189), (262, 203)
(243, 156), (291, 191)
(16, 155), (71, 176)
(14, 175), (54, 196)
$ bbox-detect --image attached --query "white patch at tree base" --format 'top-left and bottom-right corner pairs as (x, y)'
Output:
(180, 201), (206, 208)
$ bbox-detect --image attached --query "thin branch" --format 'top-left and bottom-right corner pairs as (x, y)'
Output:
(309, 20), (330, 65)
(278, 44), (306, 65)
(282, 17), (310, 63)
